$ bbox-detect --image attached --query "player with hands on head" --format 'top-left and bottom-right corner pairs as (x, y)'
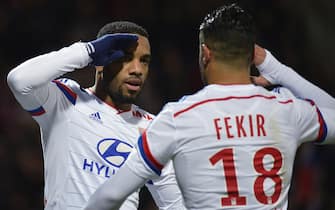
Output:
(84, 4), (335, 210)
(7, 21), (186, 210)
(86, 33), (139, 66)
(252, 44), (335, 109)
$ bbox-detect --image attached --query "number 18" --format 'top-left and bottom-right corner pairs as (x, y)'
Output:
(209, 147), (283, 206)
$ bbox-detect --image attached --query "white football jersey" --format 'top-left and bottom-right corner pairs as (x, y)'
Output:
(30, 78), (156, 209)
(137, 84), (330, 210)
(7, 42), (185, 210)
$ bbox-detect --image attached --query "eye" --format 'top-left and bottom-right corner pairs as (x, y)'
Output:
(140, 55), (151, 66)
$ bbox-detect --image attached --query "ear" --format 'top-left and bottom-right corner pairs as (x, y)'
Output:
(201, 44), (212, 65)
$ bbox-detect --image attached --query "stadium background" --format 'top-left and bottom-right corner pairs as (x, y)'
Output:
(1, 0), (335, 209)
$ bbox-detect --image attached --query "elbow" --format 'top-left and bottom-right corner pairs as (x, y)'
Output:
(7, 69), (31, 94)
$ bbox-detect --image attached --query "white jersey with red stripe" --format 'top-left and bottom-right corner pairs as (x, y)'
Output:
(136, 84), (331, 210)
(7, 43), (185, 210)
(32, 78), (157, 209)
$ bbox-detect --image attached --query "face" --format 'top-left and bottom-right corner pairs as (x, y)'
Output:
(102, 35), (151, 105)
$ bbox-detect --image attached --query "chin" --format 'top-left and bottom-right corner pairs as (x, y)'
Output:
(126, 91), (139, 98)
(109, 89), (137, 105)
(124, 92), (139, 102)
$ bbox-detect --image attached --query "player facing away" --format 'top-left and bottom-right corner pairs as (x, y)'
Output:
(7, 21), (187, 210)
(84, 4), (335, 210)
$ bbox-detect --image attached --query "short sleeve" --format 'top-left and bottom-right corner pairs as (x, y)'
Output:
(295, 99), (328, 144)
(137, 104), (177, 175)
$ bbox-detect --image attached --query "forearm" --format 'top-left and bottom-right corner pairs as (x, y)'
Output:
(7, 42), (90, 92)
(146, 161), (186, 210)
(257, 50), (335, 109)
(7, 42), (91, 109)
(147, 183), (185, 210)
(84, 164), (147, 210)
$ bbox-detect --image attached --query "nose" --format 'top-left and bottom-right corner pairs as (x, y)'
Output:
(128, 59), (143, 75)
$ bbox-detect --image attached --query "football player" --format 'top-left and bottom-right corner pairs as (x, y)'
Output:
(84, 4), (335, 210)
(7, 21), (186, 210)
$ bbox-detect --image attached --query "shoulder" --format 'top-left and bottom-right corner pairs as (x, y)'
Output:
(269, 86), (313, 106)
(160, 92), (205, 119)
(52, 78), (88, 105)
(53, 78), (91, 95)
(267, 87), (321, 125)
(269, 86), (296, 99)
(53, 78), (80, 89)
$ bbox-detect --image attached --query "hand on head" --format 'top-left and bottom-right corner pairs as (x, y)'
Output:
(251, 44), (272, 87)
(253, 44), (266, 66)
(86, 34), (138, 66)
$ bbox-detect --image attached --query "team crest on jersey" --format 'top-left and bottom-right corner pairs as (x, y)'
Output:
(97, 138), (133, 168)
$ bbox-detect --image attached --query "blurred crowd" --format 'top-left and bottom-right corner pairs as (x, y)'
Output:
(1, 0), (335, 209)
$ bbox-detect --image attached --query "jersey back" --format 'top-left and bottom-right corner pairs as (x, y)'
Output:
(141, 84), (326, 210)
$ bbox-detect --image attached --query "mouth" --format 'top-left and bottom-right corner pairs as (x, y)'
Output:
(124, 77), (142, 92)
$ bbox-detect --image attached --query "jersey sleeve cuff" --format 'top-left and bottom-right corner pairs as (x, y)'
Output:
(137, 133), (163, 176)
(69, 42), (93, 68)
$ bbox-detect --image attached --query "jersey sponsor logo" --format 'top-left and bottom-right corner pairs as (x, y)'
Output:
(96, 138), (133, 168)
(82, 158), (116, 178)
(82, 138), (133, 178)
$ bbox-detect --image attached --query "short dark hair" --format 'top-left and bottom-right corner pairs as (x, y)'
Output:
(97, 21), (149, 38)
(199, 3), (256, 65)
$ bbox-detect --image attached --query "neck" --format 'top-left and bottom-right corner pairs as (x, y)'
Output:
(206, 61), (252, 85)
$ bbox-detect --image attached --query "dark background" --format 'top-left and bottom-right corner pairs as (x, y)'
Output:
(1, 0), (335, 209)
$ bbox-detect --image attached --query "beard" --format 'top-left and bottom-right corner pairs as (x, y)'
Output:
(102, 73), (141, 106)
(108, 85), (138, 105)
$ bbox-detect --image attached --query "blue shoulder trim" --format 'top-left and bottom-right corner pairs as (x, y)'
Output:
(53, 80), (77, 105)
(27, 106), (46, 116)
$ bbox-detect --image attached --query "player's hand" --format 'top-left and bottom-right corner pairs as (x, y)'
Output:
(253, 44), (266, 66)
(250, 75), (272, 87)
(86, 34), (138, 66)
(251, 44), (273, 87)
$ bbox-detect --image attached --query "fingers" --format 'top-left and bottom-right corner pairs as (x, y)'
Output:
(112, 33), (138, 41)
(108, 34), (139, 51)
(88, 33), (139, 66)
(253, 44), (266, 66)
(250, 75), (272, 87)
(109, 50), (125, 62)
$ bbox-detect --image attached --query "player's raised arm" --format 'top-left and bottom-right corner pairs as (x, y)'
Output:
(253, 45), (335, 144)
(253, 45), (335, 109)
(6, 34), (138, 110)
(7, 21), (187, 210)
